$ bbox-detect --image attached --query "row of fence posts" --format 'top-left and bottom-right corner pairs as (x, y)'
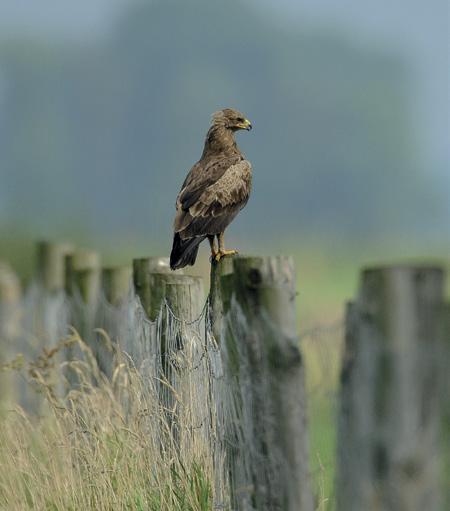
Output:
(0, 241), (449, 511)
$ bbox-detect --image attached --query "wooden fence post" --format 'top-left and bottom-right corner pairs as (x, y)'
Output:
(0, 262), (22, 406)
(146, 273), (203, 321)
(132, 257), (173, 319)
(65, 250), (101, 305)
(64, 249), (101, 386)
(94, 266), (132, 377)
(441, 303), (450, 412)
(101, 266), (132, 306)
(336, 265), (444, 511)
(209, 256), (234, 342)
(441, 303), (450, 509)
(132, 263), (204, 440)
(14, 242), (74, 411)
(0, 262), (21, 340)
(215, 255), (313, 511)
(154, 273), (204, 446)
(33, 241), (73, 344)
(36, 241), (73, 293)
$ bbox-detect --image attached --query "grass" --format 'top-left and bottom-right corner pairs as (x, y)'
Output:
(0, 325), (343, 511)
(301, 322), (343, 511)
(0, 333), (219, 511)
(1, 237), (448, 510)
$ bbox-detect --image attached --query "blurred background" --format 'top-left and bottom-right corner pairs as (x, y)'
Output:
(0, 0), (448, 322)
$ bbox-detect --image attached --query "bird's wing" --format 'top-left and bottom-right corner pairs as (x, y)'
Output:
(177, 155), (241, 210)
(174, 159), (252, 236)
(189, 160), (252, 217)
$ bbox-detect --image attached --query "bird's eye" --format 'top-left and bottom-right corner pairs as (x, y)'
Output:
(237, 117), (244, 122)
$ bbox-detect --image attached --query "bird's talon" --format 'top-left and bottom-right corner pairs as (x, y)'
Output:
(213, 249), (238, 263)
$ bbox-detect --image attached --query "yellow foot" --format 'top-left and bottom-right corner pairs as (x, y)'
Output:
(214, 249), (238, 262)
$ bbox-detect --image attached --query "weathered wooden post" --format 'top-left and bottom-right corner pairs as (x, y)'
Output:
(14, 242), (74, 411)
(32, 241), (73, 343)
(132, 257), (172, 319)
(0, 262), (22, 406)
(101, 266), (132, 307)
(0, 262), (21, 341)
(147, 272), (204, 403)
(146, 273), (203, 321)
(336, 265), (444, 511)
(64, 249), (101, 385)
(94, 266), (132, 377)
(65, 249), (101, 305)
(441, 303), (450, 509)
(213, 255), (313, 511)
(36, 241), (73, 293)
(132, 259), (204, 443)
(209, 256), (234, 341)
(441, 303), (450, 410)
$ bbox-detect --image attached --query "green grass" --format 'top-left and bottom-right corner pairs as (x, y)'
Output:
(301, 318), (343, 510)
(309, 396), (337, 510)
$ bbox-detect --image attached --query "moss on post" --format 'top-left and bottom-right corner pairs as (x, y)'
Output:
(221, 255), (313, 511)
(209, 257), (234, 342)
(132, 257), (173, 318)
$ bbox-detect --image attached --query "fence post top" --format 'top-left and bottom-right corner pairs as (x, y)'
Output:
(231, 255), (295, 288)
(361, 264), (444, 278)
(66, 249), (101, 270)
(132, 256), (172, 274)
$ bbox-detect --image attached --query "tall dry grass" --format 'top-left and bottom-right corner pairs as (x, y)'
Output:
(0, 317), (346, 511)
(0, 331), (217, 511)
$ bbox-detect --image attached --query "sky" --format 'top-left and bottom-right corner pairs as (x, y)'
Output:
(1, 0), (447, 182)
(0, 0), (448, 244)
(265, 0), (449, 181)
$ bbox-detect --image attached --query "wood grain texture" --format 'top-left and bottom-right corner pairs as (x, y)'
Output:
(214, 255), (314, 511)
(337, 266), (444, 511)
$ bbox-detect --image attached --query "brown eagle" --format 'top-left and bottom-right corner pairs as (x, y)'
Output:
(170, 108), (253, 270)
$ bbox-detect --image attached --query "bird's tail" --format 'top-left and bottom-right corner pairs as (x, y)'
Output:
(170, 233), (205, 270)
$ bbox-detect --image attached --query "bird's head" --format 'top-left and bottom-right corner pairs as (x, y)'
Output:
(212, 108), (252, 132)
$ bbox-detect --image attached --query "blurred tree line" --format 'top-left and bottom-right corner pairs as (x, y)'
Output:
(0, 0), (443, 246)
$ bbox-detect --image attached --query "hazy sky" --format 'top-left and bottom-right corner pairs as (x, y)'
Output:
(264, 0), (449, 180)
(0, 0), (447, 187)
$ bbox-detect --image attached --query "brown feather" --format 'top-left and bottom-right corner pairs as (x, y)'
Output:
(170, 108), (252, 269)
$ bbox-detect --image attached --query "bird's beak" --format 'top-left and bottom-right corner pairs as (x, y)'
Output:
(238, 119), (252, 131)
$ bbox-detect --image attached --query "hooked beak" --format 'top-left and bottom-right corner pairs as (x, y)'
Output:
(238, 119), (252, 131)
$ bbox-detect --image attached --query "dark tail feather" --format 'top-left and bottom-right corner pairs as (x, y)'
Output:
(170, 233), (205, 270)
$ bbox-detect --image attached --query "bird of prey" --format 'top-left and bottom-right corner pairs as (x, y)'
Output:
(170, 108), (253, 270)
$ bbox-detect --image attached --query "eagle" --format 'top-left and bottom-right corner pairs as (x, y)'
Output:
(170, 108), (253, 270)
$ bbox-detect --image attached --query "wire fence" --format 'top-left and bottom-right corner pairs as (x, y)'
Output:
(1, 257), (447, 511)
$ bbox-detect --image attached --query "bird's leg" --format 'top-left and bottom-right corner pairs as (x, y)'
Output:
(208, 235), (218, 260)
(214, 232), (238, 262)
